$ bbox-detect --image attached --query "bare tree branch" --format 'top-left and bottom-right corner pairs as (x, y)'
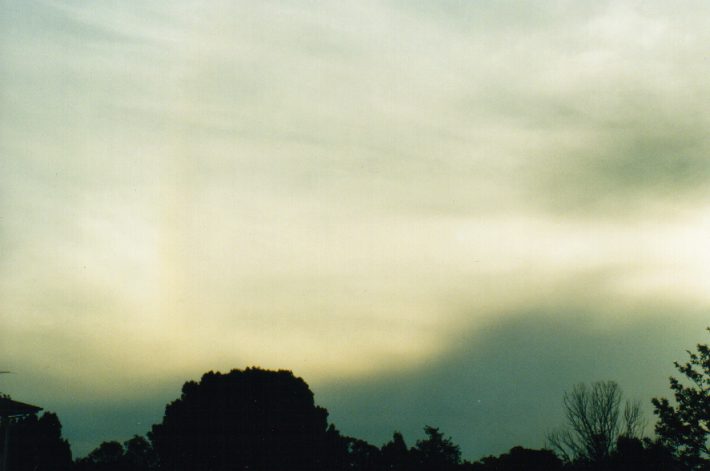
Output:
(546, 381), (644, 465)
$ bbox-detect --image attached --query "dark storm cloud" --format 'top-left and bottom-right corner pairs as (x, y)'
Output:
(523, 94), (710, 214)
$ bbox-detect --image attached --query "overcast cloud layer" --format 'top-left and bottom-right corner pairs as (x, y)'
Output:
(1, 0), (710, 458)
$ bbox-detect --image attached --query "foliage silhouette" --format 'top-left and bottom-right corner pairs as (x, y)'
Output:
(318, 424), (385, 471)
(412, 425), (461, 471)
(469, 446), (562, 471)
(652, 328), (710, 470)
(123, 436), (158, 471)
(379, 432), (412, 471)
(342, 435), (381, 470)
(74, 441), (124, 471)
(3, 411), (72, 471)
(605, 436), (681, 471)
(75, 436), (157, 471)
(148, 368), (334, 471)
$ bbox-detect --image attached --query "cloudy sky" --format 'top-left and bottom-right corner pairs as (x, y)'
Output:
(1, 0), (709, 459)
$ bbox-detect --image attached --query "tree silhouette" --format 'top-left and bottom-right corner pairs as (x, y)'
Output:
(149, 367), (334, 471)
(75, 436), (157, 471)
(343, 436), (381, 471)
(412, 426), (461, 471)
(123, 435), (158, 471)
(546, 381), (644, 466)
(652, 328), (710, 470)
(379, 432), (411, 471)
(470, 446), (562, 471)
(75, 441), (125, 471)
(3, 411), (72, 471)
(605, 436), (681, 471)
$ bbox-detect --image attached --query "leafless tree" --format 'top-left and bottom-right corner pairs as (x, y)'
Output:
(546, 381), (645, 464)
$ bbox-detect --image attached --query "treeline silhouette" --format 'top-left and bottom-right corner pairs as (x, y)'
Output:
(2, 329), (708, 471)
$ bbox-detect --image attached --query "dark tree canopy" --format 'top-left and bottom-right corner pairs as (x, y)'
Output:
(412, 425), (461, 471)
(380, 432), (412, 471)
(470, 446), (562, 471)
(652, 328), (710, 470)
(606, 436), (681, 471)
(123, 435), (158, 471)
(3, 411), (73, 471)
(149, 367), (332, 471)
(75, 436), (158, 471)
(75, 441), (125, 471)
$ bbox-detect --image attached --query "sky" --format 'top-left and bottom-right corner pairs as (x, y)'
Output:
(1, 0), (710, 460)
